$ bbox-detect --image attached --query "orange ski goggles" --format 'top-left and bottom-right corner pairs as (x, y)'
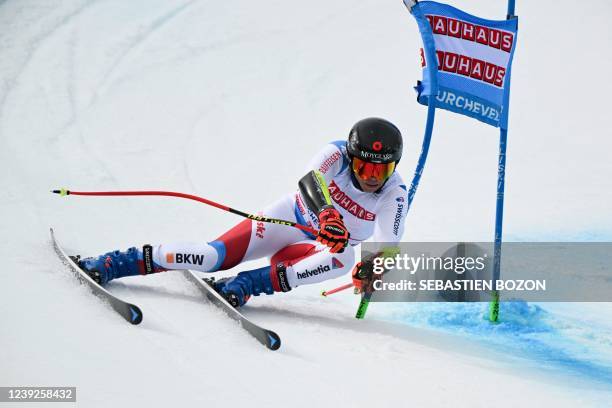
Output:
(351, 157), (396, 182)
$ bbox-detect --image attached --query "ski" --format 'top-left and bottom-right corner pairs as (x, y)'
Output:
(183, 270), (281, 351)
(50, 228), (143, 325)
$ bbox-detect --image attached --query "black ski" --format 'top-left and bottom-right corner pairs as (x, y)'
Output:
(50, 228), (143, 325)
(183, 270), (281, 351)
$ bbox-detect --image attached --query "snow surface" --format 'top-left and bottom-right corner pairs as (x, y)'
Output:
(1, 0), (611, 407)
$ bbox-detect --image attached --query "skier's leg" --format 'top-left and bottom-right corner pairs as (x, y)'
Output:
(276, 241), (356, 288)
(78, 194), (305, 284)
(214, 240), (355, 306)
(152, 193), (305, 271)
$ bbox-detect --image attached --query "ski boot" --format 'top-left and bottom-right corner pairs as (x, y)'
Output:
(212, 263), (290, 307)
(69, 255), (103, 284)
(74, 248), (143, 285)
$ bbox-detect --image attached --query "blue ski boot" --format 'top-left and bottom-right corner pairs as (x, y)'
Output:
(76, 246), (163, 285)
(214, 263), (291, 307)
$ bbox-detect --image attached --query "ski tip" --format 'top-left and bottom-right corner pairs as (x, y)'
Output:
(264, 330), (281, 351)
(128, 304), (143, 325)
(321, 290), (327, 297)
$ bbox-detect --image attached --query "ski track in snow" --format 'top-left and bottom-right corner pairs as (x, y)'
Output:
(2, 1), (612, 407)
(92, 0), (197, 100)
(0, 0), (94, 120)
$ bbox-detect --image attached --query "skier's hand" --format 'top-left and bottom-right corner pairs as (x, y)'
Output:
(317, 207), (350, 253)
(351, 261), (379, 294)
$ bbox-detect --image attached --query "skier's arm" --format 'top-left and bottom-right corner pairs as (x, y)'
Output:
(298, 141), (351, 252)
(298, 170), (333, 215)
(300, 140), (351, 213)
(299, 141), (349, 213)
(299, 170), (349, 252)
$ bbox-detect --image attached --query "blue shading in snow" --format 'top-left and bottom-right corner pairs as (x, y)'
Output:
(385, 301), (612, 386)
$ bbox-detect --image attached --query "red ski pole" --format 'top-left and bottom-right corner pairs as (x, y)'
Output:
(52, 188), (318, 236)
(321, 282), (354, 297)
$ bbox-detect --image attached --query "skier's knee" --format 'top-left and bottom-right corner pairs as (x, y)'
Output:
(326, 244), (355, 279)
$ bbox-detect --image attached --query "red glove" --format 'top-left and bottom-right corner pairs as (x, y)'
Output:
(351, 261), (380, 294)
(316, 208), (350, 253)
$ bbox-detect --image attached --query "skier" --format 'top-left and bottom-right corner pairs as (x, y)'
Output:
(77, 117), (409, 307)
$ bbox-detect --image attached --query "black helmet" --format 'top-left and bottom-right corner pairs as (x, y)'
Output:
(347, 118), (403, 164)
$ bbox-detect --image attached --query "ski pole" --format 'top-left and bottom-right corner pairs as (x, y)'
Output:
(321, 282), (353, 297)
(52, 189), (318, 236)
(355, 291), (372, 319)
(321, 281), (372, 319)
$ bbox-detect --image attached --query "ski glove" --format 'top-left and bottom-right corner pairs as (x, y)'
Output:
(316, 207), (349, 253)
(351, 261), (380, 294)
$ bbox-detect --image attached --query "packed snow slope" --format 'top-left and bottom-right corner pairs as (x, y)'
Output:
(1, 0), (611, 407)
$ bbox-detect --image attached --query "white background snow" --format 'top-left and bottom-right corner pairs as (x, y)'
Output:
(1, 0), (611, 407)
